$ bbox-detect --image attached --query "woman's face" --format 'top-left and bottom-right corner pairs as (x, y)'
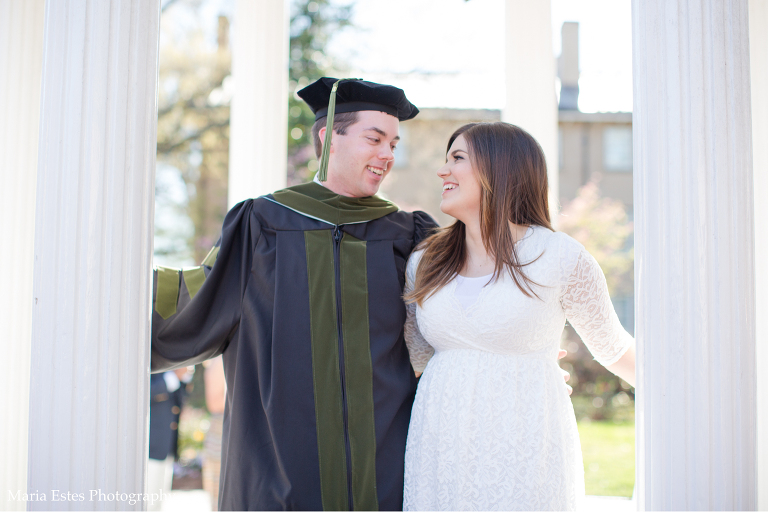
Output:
(437, 134), (482, 223)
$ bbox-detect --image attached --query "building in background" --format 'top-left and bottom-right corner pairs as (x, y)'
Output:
(382, 22), (633, 218)
(379, 23), (634, 332)
(380, 107), (633, 223)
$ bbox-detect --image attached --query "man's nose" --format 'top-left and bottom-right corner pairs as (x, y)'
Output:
(378, 145), (394, 162)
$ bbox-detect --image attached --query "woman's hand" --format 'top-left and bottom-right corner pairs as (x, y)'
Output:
(558, 349), (573, 395)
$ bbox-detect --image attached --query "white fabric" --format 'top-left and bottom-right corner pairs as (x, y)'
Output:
(162, 371), (181, 393)
(453, 274), (493, 310)
(403, 226), (633, 511)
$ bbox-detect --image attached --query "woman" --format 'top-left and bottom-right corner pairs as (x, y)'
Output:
(402, 122), (635, 511)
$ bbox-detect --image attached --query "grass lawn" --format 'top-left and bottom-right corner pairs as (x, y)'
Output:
(577, 421), (635, 497)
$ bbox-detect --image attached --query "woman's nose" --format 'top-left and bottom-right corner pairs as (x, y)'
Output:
(437, 162), (450, 178)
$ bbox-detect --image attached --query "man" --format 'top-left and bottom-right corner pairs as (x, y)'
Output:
(147, 369), (191, 511)
(151, 78), (437, 510)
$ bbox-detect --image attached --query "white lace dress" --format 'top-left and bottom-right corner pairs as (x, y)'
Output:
(402, 226), (633, 511)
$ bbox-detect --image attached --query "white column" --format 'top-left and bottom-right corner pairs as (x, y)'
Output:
(228, 0), (289, 207)
(503, 0), (559, 217)
(27, 1), (160, 509)
(0, 0), (44, 509)
(749, 1), (768, 509)
(632, 0), (756, 509)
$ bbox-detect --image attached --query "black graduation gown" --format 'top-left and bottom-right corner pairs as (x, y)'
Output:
(151, 182), (437, 511)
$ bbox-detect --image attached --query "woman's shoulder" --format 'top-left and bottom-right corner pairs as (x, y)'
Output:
(405, 248), (426, 285)
(527, 227), (588, 272)
(406, 247), (426, 271)
(525, 226), (580, 251)
(531, 226), (584, 250)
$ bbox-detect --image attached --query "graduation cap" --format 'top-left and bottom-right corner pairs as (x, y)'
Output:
(297, 77), (419, 181)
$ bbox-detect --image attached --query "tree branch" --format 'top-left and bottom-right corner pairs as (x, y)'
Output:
(157, 120), (230, 154)
(157, 74), (229, 118)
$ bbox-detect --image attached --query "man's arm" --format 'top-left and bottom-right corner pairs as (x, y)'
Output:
(151, 200), (261, 372)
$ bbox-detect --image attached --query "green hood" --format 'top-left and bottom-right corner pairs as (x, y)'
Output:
(270, 182), (399, 225)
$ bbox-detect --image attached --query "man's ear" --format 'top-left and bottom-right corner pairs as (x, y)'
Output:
(318, 126), (334, 153)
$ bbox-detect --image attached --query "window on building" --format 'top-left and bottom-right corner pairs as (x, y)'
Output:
(603, 126), (633, 172)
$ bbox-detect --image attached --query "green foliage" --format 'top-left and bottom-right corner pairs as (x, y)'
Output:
(287, 0), (354, 184)
(558, 179), (634, 297)
(156, 1), (231, 264)
(156, 0), (354, 264)
(176, 406), (209, 461)
(570, 386), (634, 423)
(578, 421), (635, 497)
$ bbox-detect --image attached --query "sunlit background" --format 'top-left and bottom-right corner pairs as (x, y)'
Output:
(153, 0), (636, 509)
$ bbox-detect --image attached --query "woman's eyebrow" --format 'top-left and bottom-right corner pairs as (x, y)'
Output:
(450, 149), (468, 156)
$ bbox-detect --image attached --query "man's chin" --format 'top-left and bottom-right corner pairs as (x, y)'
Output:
(361, 179), (383, 197)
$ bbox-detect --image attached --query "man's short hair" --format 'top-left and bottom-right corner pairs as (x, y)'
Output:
(311, 111), (359, 158)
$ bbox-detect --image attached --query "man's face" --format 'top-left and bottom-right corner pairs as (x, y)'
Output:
(322, 110), (400, 198)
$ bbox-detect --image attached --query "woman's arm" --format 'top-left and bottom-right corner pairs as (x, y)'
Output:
(403, 251), (434, 375)
(560, 245), (635, 382)
(606, 344), (635, 387)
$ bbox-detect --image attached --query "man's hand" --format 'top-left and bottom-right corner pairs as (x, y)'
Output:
(558, 349), (572, 396)
(175, 365), (195, 383)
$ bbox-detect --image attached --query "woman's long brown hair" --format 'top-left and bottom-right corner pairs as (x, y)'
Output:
(406, 122), (553, 306)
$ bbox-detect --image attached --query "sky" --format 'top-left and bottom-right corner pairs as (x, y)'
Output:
(191, 0), (634, 112)
(328, 0), (633, 112)
(156, 0), (634, 264)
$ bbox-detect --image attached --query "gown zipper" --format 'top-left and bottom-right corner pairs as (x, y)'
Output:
(333, 225), (354, 510)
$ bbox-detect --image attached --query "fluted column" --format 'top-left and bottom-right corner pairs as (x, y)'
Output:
(228, 0), (289, 207)
(0, 0), (45, 509)
(749, 1), (768, 509)
(27, 1), (160, 509)
(632, 0), (756, 509)
(503, 0), (559, 216)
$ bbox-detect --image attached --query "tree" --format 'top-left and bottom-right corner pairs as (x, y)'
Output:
(156, 1), (231, 264)
(155, 0), (354, 265)
(287, 0), (353, 184)
(557, 178), (635, 421)
(558, 179), (634, 297)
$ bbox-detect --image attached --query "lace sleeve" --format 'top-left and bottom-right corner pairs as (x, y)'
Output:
(560, 245), (633, 367)
(404, 251), (434, 372)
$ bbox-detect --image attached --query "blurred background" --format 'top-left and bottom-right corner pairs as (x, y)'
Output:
(154, 0), (635, 508)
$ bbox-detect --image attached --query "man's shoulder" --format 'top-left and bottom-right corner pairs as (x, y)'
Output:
(380, 208), (437, 224)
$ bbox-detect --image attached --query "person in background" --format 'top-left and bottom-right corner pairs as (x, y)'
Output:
(147, 367), (193, 511)
(202, 356), (226, 511)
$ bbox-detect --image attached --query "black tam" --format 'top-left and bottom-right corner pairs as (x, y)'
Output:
(298, 77), (419, 121)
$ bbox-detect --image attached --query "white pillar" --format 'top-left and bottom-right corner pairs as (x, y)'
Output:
(228, 0), (289, 207)
(0, 0), (44, 509)
(27, 1), (160, 509)
(503, 0), (559, 217)
(632, 0), (756, 509)
(749, 1), (768, 509)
